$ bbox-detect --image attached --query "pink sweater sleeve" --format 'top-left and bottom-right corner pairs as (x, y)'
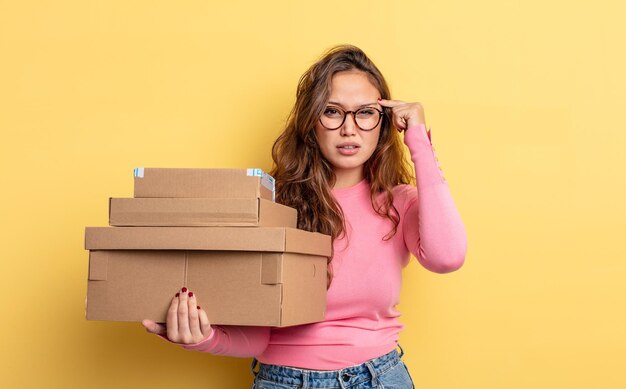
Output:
(402, 124), (468, 273)
(160, 325), (271, 357)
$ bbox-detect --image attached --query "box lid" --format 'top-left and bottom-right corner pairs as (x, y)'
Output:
(133, 168), (275, 201)
(108, 197), (297, 227)
(85, 226), (331, 256)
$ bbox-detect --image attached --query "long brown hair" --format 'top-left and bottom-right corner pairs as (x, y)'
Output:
(269, 44), (414, 288)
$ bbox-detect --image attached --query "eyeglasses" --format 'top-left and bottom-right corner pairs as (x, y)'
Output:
(319, 106), (384, 131)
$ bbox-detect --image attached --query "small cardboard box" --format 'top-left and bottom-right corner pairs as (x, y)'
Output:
(84, 227), (330, 326)
(133, 168), (275, 201)
(108, 197), (297, 227)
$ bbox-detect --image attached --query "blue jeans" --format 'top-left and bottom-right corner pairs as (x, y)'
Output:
(250, 345), (415, 389)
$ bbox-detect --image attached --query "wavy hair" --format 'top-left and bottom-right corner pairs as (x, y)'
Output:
(269, 45), (414, 288)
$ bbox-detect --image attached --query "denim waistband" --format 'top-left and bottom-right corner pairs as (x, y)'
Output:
(251, 344), (405, 389)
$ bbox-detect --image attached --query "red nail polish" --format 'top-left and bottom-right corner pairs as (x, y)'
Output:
(377, 97), (382, 101)
(197, 306), (201, 310)
(188, 292), (193, 297)
(181, 287), (187, 293)
(175, 292), (180, 297)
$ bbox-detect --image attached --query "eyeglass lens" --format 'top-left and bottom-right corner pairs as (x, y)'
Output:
(320, 106), (382, 130)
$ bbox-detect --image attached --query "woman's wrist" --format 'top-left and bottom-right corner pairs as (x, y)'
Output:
(404, 123), (432, 148)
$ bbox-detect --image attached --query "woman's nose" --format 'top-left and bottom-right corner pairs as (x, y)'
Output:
(340, 112), (358, 135)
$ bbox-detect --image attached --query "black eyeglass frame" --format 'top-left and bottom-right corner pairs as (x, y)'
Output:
(318, 106), (385, 131)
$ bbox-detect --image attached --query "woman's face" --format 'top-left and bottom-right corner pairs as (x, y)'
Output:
(314, 70), (382, 183)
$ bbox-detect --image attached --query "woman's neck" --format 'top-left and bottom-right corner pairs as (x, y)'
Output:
(333, 168), (364, 189)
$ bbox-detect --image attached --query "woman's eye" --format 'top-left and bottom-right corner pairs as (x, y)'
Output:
(324, 108), (341, 117)
(357, 109), (376, 117)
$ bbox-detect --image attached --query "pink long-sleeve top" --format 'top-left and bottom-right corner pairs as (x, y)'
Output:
(171, 123), (468, 370)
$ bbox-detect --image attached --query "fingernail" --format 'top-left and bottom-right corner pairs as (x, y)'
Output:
(175, 292), (180, 297)
(197, 306), (201, 310)
(181, 287), (187, 293)
(377, 97), (382, 101)
(188, 292), (193, 297)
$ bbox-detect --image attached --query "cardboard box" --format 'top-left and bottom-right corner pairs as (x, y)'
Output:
(85, 226), (325, 253)
(133, 168), (275, 201)
(84, 227), (330, 326)
(108, 197), (297, 227)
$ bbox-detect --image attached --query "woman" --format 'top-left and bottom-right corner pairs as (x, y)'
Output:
(142, 44), (467, 388)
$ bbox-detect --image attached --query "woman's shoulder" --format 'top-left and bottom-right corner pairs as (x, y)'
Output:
(386, 183), (418, 214)
(391, 183), (417, 200)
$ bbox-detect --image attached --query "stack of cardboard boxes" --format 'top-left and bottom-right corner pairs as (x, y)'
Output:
(84, 168), (330, 327)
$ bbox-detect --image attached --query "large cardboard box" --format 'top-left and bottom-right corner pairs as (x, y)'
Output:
(108, 197), (297, 227)
(84, 227), (330, 326)
(133, 168), (275, 201)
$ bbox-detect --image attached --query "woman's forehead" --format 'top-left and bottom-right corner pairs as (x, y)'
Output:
(328, 71), (380, 106)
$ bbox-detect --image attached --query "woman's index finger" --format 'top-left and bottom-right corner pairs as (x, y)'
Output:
(378, 98), (406, 107)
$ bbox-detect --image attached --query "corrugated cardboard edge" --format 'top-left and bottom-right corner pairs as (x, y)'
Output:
(84, 227), (330, 256)
(258, 199), (297, 228)
(88, 251), (108, 281)
(85, 227), (283, 252)
(278, 253), (327, 326)
(109, 198), (261, 226)
(260, 253), (283, 285)
(284, 228), (331, 257)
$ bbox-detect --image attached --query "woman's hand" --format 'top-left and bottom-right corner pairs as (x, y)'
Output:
(378, 98), (426, 132)
(142, 287), (213, 344)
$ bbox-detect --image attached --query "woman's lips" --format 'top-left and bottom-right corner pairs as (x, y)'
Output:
(337, 145), (360, 155)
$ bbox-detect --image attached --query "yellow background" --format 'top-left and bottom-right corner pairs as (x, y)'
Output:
(1, 0), (624, 388)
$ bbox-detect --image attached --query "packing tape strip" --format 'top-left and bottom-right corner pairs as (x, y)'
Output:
(247, 168), (276, 202)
